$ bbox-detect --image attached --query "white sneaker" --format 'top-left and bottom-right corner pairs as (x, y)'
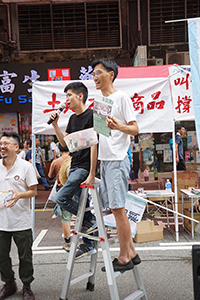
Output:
(63, 242), (71, 252)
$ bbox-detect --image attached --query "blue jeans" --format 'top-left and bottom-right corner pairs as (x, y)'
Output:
(54, 168), (94, 245)
(36, 163), (50, 189)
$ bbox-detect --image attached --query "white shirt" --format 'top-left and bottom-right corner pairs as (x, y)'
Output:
(50, 141), (57, 160)
(0, 156), (38, 231)
(18, 150), (26, 160)
(98, 90), (136, 161)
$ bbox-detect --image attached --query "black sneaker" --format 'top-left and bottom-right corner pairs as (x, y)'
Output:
(45, 185), (52, 191)
(75, 243), (97, 259)
(101, 258), (134, 272)
(81, 219), (97, 233)
(132, 253), (141, 265)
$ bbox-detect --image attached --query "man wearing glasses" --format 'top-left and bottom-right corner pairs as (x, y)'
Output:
(91, 58), (141, 272)
(0, 132), (37, 300)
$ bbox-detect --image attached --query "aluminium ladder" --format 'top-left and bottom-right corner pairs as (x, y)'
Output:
(60, 181), (148, 300)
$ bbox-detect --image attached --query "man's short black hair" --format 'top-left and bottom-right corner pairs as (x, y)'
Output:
(1, 132), (20, 145)
(91, 58), (118, 82)
(26, 139), (32, 147)
(64, 82), (88, 104)
(58, 143), (69, 153)
(177, 125), (185, 131)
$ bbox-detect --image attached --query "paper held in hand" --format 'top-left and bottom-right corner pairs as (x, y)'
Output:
(93, 95), (113, 137)
(64, 127), (98, 153)
(0, 191), (13, 211)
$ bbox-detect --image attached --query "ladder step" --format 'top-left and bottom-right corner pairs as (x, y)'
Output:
(72, 230), (104, 241)
(84, 206), (94, 212)
(123, 289), (145, 300)
(70, 272), (94, 286)
(114, 270), (131, 278)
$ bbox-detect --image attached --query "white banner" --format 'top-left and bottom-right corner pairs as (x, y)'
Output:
(169, 65), (195, 121)
(32, 77), (173, 135)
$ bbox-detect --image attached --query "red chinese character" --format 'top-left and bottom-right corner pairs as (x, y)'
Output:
(43, 93), (61, 113)
(63, 104), (72, 114)
(63, 103), (76, 113)
(147, 91), (165, 111)
(131, 93), (144, 114)
(175, 95), (192, 114)
(174, 73), (189, 90)
(156, 100), (165, 109)
(88, 98), (95, 109)
(151, 91), (161, 100)
(147, 101), (156, 110)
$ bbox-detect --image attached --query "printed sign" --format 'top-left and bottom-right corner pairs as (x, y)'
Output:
(48, 68), (71, 81)
(103, 192), (146, 237)
(0, 112), (18, 133)
(93, 95), (113, 137)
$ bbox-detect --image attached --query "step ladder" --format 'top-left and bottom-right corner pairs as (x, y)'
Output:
(60, 181), (148, 300)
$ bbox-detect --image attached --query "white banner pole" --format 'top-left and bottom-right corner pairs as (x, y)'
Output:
(172, 123), (179, 241)
(31, 134), (36, 240)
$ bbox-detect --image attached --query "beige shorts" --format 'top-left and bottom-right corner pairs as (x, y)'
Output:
(61, 209), (72, 223)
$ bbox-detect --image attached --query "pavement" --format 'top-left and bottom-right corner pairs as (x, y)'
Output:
(0, 184), (199, 300)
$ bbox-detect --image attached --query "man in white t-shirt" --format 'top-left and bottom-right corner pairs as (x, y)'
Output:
(0, 132), (37, 300)
(47, 137), (58, 161)
(91, 58), (141, 273)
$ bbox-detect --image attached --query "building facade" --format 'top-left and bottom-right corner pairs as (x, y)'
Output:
(0, 0), (200, 65)
(0, 0), (200, 173)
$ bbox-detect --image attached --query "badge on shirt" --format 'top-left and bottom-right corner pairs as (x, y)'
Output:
(14, 175), (20, 181)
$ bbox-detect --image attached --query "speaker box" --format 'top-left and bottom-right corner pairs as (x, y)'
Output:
(192, 245), (200, 299)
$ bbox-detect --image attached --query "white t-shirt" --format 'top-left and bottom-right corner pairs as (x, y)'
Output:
(50, 141), (58, 160)
(0, 156), (38, 231)
(18, 150), (26, 160)
(98, 90), (136, 161)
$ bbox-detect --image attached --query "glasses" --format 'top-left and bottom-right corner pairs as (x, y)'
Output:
(91, 70), (103, 78)
(0, 142), (17, 147)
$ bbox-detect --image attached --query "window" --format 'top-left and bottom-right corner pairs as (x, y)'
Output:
(87, 2), (120, 48)
(52, 3), (86, 49)
(149, 0), (200, 46)
(0, 5), (8, 43)
(18, 4), (52, 50)
(18, 1), (121, 51)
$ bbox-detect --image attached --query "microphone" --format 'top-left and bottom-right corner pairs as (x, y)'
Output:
(47, 103), (66, 125)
